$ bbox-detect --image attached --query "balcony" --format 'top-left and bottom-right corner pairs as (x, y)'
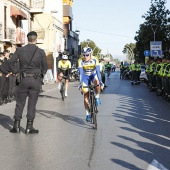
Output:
(16, 27), (25, 44)
(30, 0), (44, 14)
(69, 31), (78, 39)
(1, 27), (15, 43)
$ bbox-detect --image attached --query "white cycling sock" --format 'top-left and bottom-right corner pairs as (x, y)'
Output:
(95, 94), (99, 98)
(86, 109), (89, 116)
(58, 82), (61, 89)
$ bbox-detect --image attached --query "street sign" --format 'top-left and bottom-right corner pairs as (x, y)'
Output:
(150, 41), (162, 57)
(144, 50), (150, 57)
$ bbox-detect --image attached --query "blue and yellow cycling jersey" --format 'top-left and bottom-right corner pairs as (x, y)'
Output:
(78, 56), (102, 90)
(78, 56), (99, 76)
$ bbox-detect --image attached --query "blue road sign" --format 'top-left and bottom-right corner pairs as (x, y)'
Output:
(151, 50), (162, 56)
(144, 50), (150, 57)
(150, 41), (162, 57)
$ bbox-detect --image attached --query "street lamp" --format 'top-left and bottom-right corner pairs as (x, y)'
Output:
(151, 24), (159, 41)
(86, 39), (90, 47)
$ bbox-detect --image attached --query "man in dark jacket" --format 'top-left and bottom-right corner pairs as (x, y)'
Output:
(9, 31), (48, 134)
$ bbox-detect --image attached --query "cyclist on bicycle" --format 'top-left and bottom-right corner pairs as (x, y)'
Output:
(105, 62), (111, 77)
(58, 54), (71, 97)
(78, 47), (104, 122)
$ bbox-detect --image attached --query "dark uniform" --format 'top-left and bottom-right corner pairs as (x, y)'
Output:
(0, 52), (6, 105)
(9, 31), (48, 134)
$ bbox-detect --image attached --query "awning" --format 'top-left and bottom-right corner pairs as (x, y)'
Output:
(10, 5), (27, 20)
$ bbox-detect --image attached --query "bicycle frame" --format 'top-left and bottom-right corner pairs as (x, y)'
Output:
(83, 84), (99, 129)
(60, 75), (67, 101)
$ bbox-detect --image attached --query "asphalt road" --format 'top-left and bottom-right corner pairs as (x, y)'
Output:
(0, 70), (170, 170)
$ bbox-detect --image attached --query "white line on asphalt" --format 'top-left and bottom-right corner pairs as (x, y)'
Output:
(146, 159), (168, 170)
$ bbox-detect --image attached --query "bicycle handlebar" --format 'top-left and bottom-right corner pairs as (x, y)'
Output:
(82, 84), (100, 89)
(59, 75), (68, 79)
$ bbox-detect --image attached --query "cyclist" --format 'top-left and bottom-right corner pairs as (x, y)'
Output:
(105, 62), (111, 77)
(58, 54), (71, 97)
(78, 47), (104, 122)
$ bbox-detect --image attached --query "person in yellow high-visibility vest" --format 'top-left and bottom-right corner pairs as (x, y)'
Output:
(136, 60), (141, 84)
(130, 60), (137, 85)
(163, 56), (170, 100)
(161, 57), (168, 99)
(155, 58), (162, 95)
(149, 58), (156, 91)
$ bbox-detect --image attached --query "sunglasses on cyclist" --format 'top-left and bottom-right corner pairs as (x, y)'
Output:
(83, 54), (90, 57)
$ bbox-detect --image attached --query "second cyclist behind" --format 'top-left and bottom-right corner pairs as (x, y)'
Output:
(58, 54), (71, 97)
(78, 47), (104, 122)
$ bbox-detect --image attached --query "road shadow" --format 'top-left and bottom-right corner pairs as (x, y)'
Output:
(0, 114), (25, 133)
(110, 94), (170, 169)
(36, 109), (93, 129)
(39, 94), (61, 100)
(111, 159), (143, 170)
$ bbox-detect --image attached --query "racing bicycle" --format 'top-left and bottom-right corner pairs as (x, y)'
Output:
(83, 84), (99, 129)
(59, 75), (68, 101)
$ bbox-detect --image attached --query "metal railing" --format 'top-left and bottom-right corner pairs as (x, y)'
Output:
(6, 27), (15, 41)
(31, 0), (44, 8)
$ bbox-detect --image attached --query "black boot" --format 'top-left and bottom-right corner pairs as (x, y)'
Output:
(25, 120), (39, 134)
(9, 120), (20, 133)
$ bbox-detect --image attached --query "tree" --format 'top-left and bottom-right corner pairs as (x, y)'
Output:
(80, 39), (102, 57)
(123, 43), (136, 63)
(134, 0), (170, 62)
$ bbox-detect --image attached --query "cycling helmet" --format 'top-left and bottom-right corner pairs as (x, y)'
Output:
(82, 47), (93, 55)
(62, 55), (68, 60)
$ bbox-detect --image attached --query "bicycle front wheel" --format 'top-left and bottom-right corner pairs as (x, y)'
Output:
(91, 96), (97, 129)
(60, 81), (65, 101)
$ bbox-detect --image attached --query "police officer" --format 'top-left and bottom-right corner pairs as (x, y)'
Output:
(155, 58), (162, 95)
(136, 60), (141, 84)
(2, 50), (11, 103)
(149, 58), (156, 91)
(130, 60), (137, 85)
(0, 52), (5, 105)
(9, 31), (48, 134)
(163, 56), (170, 100)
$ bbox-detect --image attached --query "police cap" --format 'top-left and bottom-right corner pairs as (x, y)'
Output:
(27, 31), (37, 37)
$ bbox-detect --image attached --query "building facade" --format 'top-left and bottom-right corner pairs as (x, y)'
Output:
(0, 0), (30, 53)
(63, 0), (80, 67)
(0, 0), (80, 81)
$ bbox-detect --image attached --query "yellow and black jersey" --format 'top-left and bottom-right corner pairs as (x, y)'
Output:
(58, 60), (71, 71)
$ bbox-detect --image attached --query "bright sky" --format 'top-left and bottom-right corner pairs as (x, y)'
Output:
(72, 0), (170, 60)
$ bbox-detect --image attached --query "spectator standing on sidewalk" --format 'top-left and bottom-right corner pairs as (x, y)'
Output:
(99, 59), (107, 87)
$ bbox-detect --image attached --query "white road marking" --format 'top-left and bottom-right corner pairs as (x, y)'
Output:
(146, 159), (169, 170)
